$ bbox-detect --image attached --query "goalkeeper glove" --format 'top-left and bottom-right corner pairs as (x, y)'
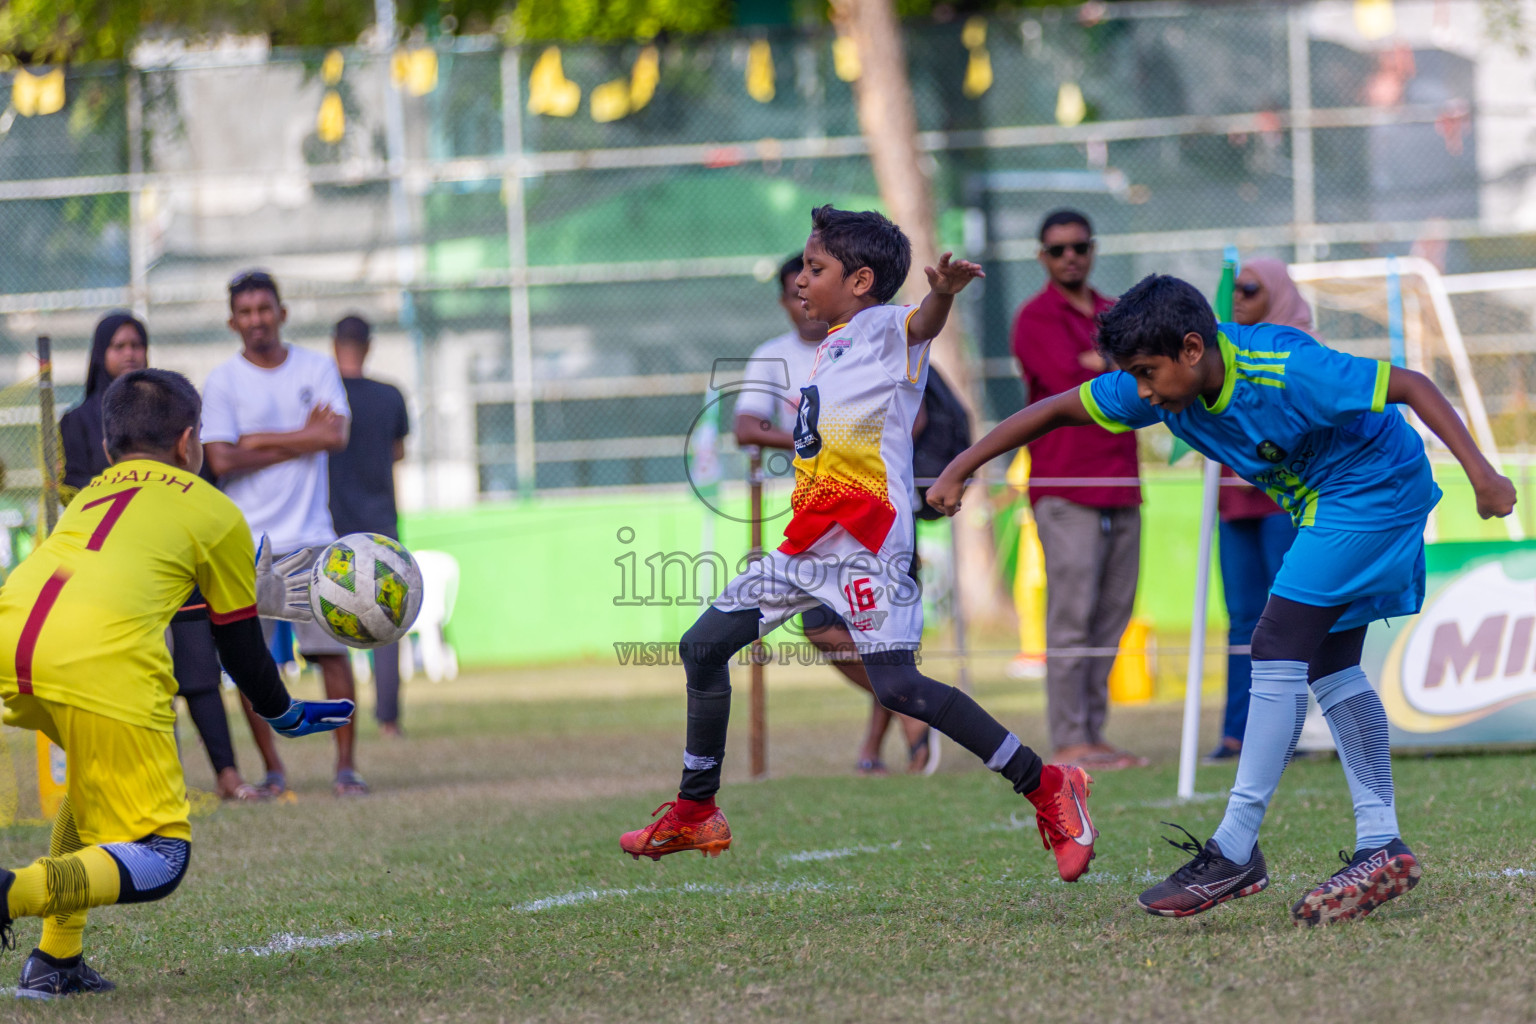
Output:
(264, 698), (355, 738)
(255, 534), (317, 622)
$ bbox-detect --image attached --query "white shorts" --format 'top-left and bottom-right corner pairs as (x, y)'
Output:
(712, 526), (923, 651)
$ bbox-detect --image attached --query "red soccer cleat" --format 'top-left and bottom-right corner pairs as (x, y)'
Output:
(620, 797), (733, 861)
(1028, 764), (1098, 881)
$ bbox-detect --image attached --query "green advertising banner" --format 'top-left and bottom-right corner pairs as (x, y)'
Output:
(1364, 539), (1536, 748)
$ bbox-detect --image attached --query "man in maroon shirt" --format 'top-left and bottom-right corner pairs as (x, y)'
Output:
(1011, 210), (1145, 769)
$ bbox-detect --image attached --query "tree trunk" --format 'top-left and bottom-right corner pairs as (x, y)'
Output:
(831, 0), (1013, 633)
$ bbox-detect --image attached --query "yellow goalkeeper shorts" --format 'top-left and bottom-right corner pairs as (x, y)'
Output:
(3, 694), (191, 845)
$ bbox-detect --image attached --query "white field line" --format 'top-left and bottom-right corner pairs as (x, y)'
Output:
(224, 930), (391, 957)
(515, 880), (839, 913)
(778, 842), (900, 864)
(1007, 866), (1536, 888)
(980, 811), (1056, 833)
(518, 865), (1535, 915)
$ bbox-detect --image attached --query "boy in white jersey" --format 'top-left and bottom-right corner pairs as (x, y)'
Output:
(621, 207), (1098, 882)
(734, 254), (936, 775)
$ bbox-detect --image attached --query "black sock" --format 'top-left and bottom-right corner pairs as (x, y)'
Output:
(1000, 746), (1044, 796)
(679, 687), (730, 801)
(864, 652), (1044, 795)
(674, 608), (761, 801)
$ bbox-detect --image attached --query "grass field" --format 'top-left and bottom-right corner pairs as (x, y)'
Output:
(2, 660), (1535, 1023)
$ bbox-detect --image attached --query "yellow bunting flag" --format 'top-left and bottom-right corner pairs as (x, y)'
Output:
(1055, 81), (1086, 126)
(832, 33), (860, 82)
(591, 78), (630, 123)
(746, 39), (775, 103)
(12, 68), (65, 117)
(322, 49), (345, 86)
(391, 48), (438, 97)
(591, 46), (660, 124)
(964, 49), (993, 98)
(528, 47), (581, 117)
(961, 15), (986, 49)
(1354, 0), (1395, 40)
(962, 17), (992, 98)
(630, 45), (659, 110)
(317, 90), (345, 143)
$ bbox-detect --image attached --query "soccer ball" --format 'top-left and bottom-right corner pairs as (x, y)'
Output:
(308, 533), (424, 649)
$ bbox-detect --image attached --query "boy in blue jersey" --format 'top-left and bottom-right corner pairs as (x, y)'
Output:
(929, 274), (1516, 926)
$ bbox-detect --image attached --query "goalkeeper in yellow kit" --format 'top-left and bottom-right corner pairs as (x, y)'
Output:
(0, 368), (352, 1000)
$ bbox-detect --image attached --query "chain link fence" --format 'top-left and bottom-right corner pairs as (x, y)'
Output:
(0, 0), (1532, 513)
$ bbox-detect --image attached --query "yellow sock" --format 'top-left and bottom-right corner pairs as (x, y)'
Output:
(37, 797), (88, 959)
(8, 847), (121, 921)
(39, 911), (86, 960)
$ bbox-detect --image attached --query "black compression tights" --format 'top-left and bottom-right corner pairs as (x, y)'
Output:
(170, 619), (238, 775)
(676, 608), (1041, 800)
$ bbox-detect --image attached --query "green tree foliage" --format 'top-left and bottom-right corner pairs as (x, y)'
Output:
(1, 0), (1131, 63)
(511, 0), (731, 42)
(0, 0), (735, 62)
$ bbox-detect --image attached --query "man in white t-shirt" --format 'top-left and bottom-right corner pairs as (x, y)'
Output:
(734, 255), (935, 776)
(201, 269), (367, 797)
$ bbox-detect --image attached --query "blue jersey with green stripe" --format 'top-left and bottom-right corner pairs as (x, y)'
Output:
(1081, 323), (1440, 530)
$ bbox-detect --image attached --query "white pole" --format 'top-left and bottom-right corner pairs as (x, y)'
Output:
(1177, 456), (1221, 801)
(1286, 6), (1316, 264)
(500, 48), (536, 497)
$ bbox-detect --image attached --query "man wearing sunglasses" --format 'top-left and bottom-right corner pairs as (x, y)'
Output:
(1010, 210), (1145, 771)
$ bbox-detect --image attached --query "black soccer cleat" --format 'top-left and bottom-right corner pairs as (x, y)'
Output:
(1291, 838), (1421, 927)
(15, 949), (117, 1000)
(1137, 824), (1270, 918)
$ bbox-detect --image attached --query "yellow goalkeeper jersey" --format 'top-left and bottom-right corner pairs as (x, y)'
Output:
(0, 458), (258, 732)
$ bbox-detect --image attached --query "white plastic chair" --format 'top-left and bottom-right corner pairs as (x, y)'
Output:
(403, 549), (460, 683)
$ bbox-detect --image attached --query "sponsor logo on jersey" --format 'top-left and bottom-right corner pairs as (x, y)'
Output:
(792, 386), (822, 459)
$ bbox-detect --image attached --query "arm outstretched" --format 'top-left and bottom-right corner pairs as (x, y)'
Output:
(926, 388), (1097, 516)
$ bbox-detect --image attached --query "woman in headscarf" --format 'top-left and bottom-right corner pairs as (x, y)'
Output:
(1205, 259), (1309, 763)
(59, 311), (149, 491)
(59, 311), (266, 801)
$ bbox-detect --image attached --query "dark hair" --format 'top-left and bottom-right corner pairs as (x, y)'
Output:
(1038, 209), (1093, 243)
(777, 255), (804, 294)
(102, 368), (202, 460)
(1095, 274), (1218, 362)
(228, 268), (281, 309)
(334, 315), (372, 347)
(85, 310), (148, 398)
(809, 205), (911, 304)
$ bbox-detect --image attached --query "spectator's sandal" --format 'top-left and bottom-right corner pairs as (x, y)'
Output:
(334, 769), (370, 797)
(258, 772), (298, 803)
(908, 730), (942, 776)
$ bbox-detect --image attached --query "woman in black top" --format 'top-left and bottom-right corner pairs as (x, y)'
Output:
(60, 312), (148, 491)
(60, 311), (264, 800)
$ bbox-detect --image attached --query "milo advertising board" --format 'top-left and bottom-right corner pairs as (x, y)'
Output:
(1367, 540), (1536, 747)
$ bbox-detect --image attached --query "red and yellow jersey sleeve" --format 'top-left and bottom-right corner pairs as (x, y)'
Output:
(0, 459), (256, 731)
(199, 520), (258, 625)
